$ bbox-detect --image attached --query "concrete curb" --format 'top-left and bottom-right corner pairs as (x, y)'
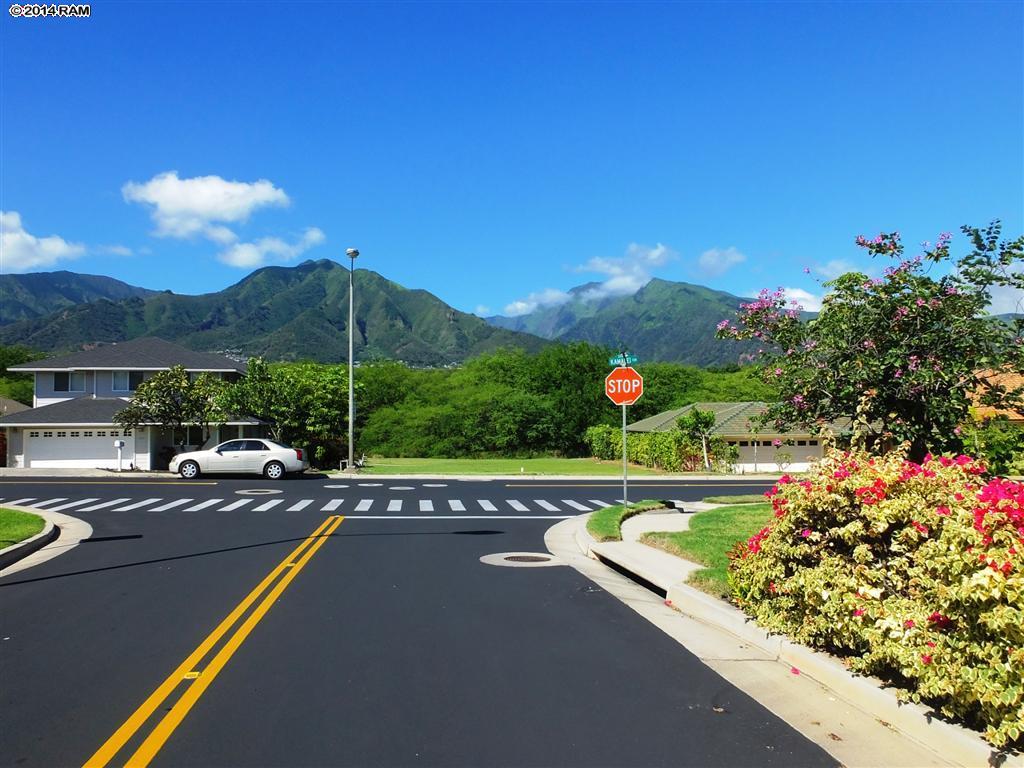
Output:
(571, 510), (1021, 768)
(0, 518), (58, 570)
(0, 506), (93, 578)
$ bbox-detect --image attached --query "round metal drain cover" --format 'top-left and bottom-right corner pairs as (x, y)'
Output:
(236, 489), (283, 496)
(324, 484), (349, 489)
(480, 552), (564, 568)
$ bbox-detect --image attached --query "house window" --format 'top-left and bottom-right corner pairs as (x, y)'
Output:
(183, 426), (204, 445)
(112, 370), (145, 391)
(43, 431), (53, 438)
(97, 430), (107, 437)
(809, 440), (819, 446)
(56, 431), (67, 438)
(797, 440), (807, 446)
(54, 372), (86, 392)
(124, 429), (132, 436)
(70, 431), (80, 437)
(739, 440), (749, 447)
(84, 431), (93, 437)
(762, 441), (773, 447)
(110, 430), (120, 437)
(29, 431), (39, 438)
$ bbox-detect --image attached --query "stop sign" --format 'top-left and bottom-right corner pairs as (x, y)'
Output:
(605, 367), (644, 406)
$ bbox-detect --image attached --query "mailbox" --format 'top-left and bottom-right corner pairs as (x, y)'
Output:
(113, 439), (125, 448)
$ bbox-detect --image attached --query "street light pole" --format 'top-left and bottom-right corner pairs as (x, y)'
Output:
(345, 247), (359, 472)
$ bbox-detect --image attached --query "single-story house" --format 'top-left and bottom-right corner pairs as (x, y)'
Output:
(627, 401), (843, 473)
(0, 337), (263, 470)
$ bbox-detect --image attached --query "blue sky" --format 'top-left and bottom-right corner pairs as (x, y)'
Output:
(2, 1), (1022, 316)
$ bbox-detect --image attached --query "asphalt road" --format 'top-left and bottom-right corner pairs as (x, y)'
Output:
(0, 475), (836, 768)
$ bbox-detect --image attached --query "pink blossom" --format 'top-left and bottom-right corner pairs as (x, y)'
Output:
(800, 529), (812, 538)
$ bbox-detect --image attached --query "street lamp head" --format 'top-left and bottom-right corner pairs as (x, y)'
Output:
(346, 248), (359, 259)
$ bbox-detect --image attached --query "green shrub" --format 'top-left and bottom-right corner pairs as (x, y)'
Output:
(729, 447), (1024, 747)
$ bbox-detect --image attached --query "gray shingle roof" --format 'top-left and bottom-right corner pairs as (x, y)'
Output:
(0, 397), (262, 427)
(8, 337), (246, 373)
(627, 401), (846, 438)
(0, 397), (29, 417)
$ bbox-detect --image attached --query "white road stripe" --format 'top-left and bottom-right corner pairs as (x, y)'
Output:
(184, 499), (222, 512)
(343, 515), (571, 520)
(113, 498), (162, 511)
(507, 500), (529, 512)
(477, 500), (497, 511)
(354, 499), (373, 512)
(219, 499), (254, 511)
(253, 499), (284, 512)
(79, 498), (130, 512)
(321, 499), (343, 511)
(588, 499), (612, 508)
(41, 498), (99, 512)
(448, 499), (466, 511)
(286, 499), (313, 512)
(387, 499), (402, 512)
(534, 500), (560, 512)
(419, 499), (434, 512)
(562, 499), (591, 511)
(31, 498), (68, 508)
(5, 498), (36, 505)
(150, 499), (193, 512)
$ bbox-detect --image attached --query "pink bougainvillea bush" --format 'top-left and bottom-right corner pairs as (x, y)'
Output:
(729, 448), (1024, 747)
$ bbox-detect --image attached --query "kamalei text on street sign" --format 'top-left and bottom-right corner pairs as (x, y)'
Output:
(608, 353), (638, 366)
(605, 364), (643, 507)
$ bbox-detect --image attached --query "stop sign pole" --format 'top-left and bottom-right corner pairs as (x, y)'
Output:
(605, 355), (643, 508)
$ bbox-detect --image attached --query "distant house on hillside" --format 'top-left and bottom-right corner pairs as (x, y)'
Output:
(0, 337), (262, 470)
(627, 401), (842, 473)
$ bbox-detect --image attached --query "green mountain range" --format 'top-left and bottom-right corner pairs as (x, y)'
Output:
(487, 278), (757, 366)
(0, 271), (158, 325)
(0, 260), (550, 365)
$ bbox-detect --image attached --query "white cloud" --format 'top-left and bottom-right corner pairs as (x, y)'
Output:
(474, 305), (492, 316)
(697, 246), (746, 276)
(0, 211), (86, 271)
(503, 288), (572, 317)
(781, 287), (822, 312)
(122, 171), (289, 240)
(814, 259), (857, 280)
(218, 227), (326, 269)
(575, 242), (678, 300)
(98, 244), (133, 256)
(987, 284), (1024, 315)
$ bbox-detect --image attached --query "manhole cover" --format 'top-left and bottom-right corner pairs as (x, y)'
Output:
(358, 483), (383, 487)
(423, 483), (447, 488)
(388, 486), (414, 491)
(324, 484), (349, 489)
(236, 489), (283, 496)
(480, 552), (564, 568)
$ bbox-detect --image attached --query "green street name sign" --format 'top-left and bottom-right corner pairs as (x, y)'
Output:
(608, 353), (638, 366)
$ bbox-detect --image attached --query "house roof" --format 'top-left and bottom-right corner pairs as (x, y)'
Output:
(8, 337), (247, 374)
(0, 397), (261, 427)
(973, 370), (1024, 422)
(627, 401), (846, 438)
(0, 398), (30, 417)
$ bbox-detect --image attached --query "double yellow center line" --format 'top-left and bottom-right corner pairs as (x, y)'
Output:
(84, 515), (345, 767)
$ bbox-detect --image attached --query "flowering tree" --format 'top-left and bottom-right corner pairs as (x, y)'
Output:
(717, 222), (1024, 461)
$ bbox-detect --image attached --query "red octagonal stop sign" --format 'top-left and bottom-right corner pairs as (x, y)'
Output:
(605, 366), (644, 406)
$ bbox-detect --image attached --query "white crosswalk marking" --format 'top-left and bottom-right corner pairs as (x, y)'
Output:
(562, 499), (591, 511)
(419, 499), (434, 512)
(114, 498), (162, 511)
(220, 499), (254, 511)
(286, 499), (312, 512)
(41, 498), (99, 512)
(79, 498), (130, 511)
(32, 498), (68, 508)
(534, 500), (560, 512)
(507, 500), (529, 512)
(388, 499), (402, 512)
(477, 499), (497, 511)
(588, 499), (612, 508)
(150, 499), (193, 512)
(354, 499), (373, 512)
(321, 499), (343, 511)
(448, 499), (466, 511)
(5, 498), (36, 506)
(253, 499), (284, 512)
(184, 499), (222, 512)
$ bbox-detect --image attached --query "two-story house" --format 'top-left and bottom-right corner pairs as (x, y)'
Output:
(0, 337), (259, 470)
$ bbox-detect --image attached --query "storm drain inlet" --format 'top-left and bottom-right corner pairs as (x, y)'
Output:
(480, 552), (564, 568)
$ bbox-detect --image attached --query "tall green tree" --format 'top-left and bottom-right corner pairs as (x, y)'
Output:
(718, 221), (1024, 461)
(676, 409), (716, 469)
(114, 366), (227, 444)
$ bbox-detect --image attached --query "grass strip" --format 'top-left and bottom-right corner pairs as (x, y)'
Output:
(701, 494), (769, 504)
(361, 457), (664, 476)
(0, 508), (45, 549)
(586, 500), (664, 542)
(640, 503), (772, 596)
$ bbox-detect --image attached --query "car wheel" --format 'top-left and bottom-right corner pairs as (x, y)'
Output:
(179, 461), (200, 479)
(264, 461), (285, 480)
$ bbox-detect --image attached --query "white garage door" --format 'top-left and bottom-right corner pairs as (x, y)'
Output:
(25, 428), (136, 469)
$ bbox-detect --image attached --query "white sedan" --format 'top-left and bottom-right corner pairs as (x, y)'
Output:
(170, 439), (308, 480)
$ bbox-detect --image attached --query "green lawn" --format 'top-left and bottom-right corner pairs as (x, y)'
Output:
(586, 500), (664, 542)
(360, 457), (665, 476)
(641, 503), (772, 596)
(701, 494), (769, 504)
(0, 508), (45, 549)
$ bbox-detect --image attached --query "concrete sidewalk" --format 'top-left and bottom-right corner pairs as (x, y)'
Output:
(555, 504), (1022, 768)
